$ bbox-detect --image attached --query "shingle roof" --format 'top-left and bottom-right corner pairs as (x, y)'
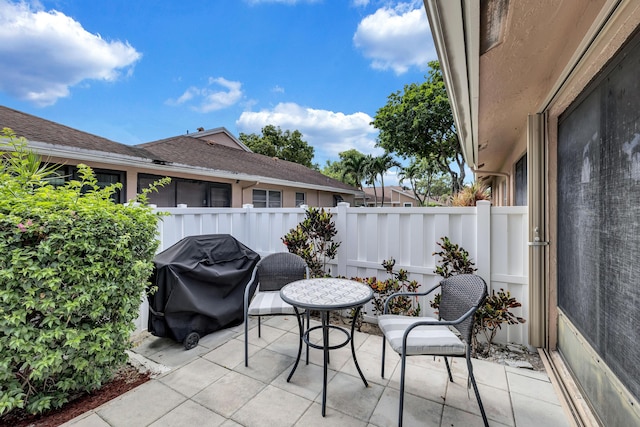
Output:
(138, 136), (358, 192)
(0, 105), (152, 159)
(0, 105), (358, 193)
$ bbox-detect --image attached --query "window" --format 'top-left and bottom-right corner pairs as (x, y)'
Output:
(46, 165), (125, 202)
(403, 202), (413, 207)
(95, 170), (125, 203)
(557, 31), (640, 401)
(295, 192), (306, 207)
(252, 189), (281, 208)
(139, 175), (176, 207)
(68, 167), (125, 203)
(514, 154), (527, 206)
(138, 174), (231, 207)
(46, 165), (70, 187)
(210, 184), (231, 207)
(176, 180), (207, 207)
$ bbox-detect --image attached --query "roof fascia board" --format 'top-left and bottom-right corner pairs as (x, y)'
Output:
(22, 140), (154, 167)
(424, 0), (480, 168)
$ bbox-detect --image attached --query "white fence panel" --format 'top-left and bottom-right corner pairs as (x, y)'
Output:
(489, 206), (529, 346)
(135, 202), (530, 346)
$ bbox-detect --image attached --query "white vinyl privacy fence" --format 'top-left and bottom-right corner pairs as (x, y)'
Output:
(134, 201), (530, 346)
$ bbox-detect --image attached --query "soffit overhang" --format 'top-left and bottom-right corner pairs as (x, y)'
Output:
(424, 0), (612, 174)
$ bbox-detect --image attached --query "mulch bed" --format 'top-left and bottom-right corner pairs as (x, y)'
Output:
(0, 364), (150, 427)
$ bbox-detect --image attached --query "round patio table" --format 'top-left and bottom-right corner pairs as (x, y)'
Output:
(280, 277), (373, 417)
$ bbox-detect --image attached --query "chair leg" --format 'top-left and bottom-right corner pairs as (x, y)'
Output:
(258, 316), (261, 337)
(381, 336), (387, 378)
(467, 357), (489, 427)
(305, 310), (310, 365)
(444, 356), (454, 382)
(244, 314), (249, 367)
(398, 352), (407, 427)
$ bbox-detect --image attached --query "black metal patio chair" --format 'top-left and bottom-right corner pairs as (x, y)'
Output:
(243, 252), (310, 367)
(378, 274), (489, 427)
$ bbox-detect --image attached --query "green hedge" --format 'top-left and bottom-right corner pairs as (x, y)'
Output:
(0, 129), (166, 415)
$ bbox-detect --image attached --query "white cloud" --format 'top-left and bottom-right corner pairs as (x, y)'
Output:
(167, 77), (243, 113)
(352, 0), (369, 7)
(353, 2), (434, 75)
(236, 102), (383, 165)
(0, 0), (141, 106)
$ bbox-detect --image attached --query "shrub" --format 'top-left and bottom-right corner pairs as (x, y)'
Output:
(355, 258), (421, 317)
(282, 207), (340, 277)
(0, 128), (168, 416)
(474, 289), (526, 354)
(433, 236), (477, 278)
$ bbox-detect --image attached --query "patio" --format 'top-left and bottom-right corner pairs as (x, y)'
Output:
(61, 316), (573, 427)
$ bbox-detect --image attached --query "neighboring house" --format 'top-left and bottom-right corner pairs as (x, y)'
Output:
(358, 186), (422, 207)
(424, 1), (640, 425)
(0, 106), (360, 207)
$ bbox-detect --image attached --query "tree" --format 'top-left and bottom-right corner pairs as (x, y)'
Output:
(340, 149), (368, 190)
(398, 158), (429, 206)
(321, 149), (367, 189)
(428, 173), (452, 202)
(398, 157), (452, 206)
(239, 125), (317, 169)
(362, 154), (379, 206)
(373, 153), (400, 206)
(363, 153), (399, 207)
(372, 61), (466, 194)
(321, 159), (346, 183)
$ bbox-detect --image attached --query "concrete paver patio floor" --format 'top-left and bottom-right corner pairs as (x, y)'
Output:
(62, 316), (574, 427)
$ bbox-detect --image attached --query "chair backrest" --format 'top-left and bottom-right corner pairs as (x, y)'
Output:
(256, 252), (308, 291)
(438, 274), (488, 343)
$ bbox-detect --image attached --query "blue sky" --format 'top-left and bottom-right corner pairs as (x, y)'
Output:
(0, 0), (436, 182)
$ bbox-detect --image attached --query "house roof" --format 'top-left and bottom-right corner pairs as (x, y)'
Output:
(0, 105), (153, 160)
(138, 135), (359, 193)
(1, 105), (359, 194)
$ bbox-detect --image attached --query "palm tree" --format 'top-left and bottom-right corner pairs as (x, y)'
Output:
(341, 151), (367, 190)
(363, 153), (400, 207)
(398, 159), (427, 206)
(374, 153), (400, 206)
(362, 154), (379, 206)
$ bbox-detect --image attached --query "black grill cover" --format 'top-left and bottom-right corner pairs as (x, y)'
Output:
(147, 234), (260, 343)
